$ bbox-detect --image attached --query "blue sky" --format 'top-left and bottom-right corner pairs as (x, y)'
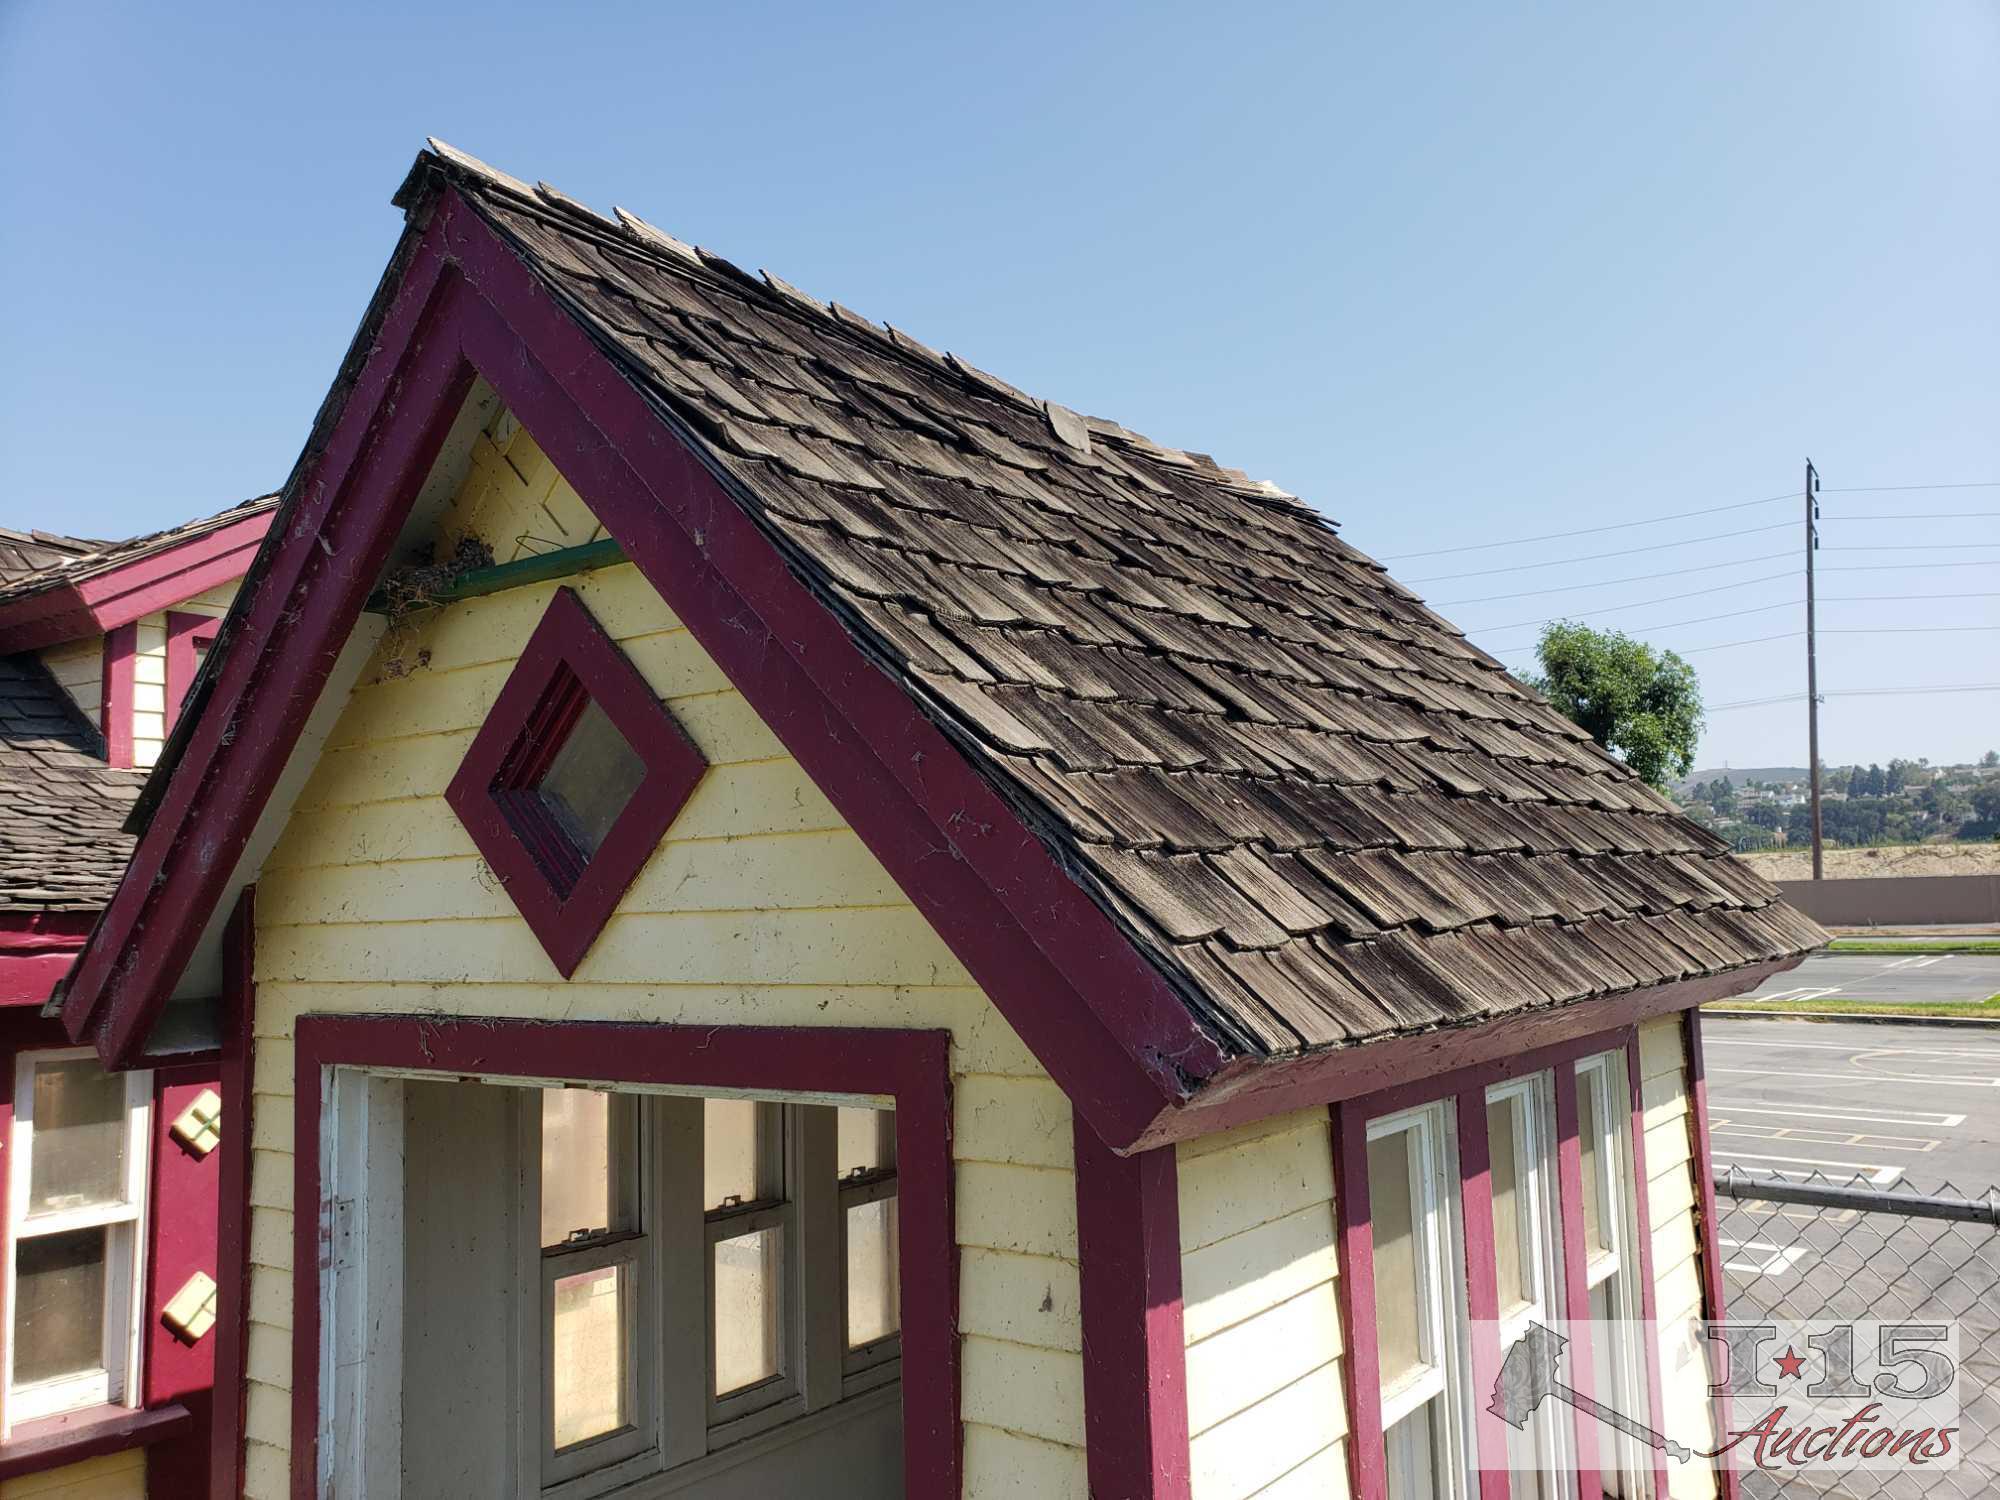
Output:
(3, 2), (1994, 771)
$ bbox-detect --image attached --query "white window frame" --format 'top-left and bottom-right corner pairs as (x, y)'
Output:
(1484, 1072), (1572, 1492)
(1367, 1099), (1473, 1500)
(521, 1091), (664, 1497)
(836, 1107), (900, 1389)
(698, 1099), (804, 1443)
(1575, 1051), (1651, 1499)
(2, 1048), (152, 1436)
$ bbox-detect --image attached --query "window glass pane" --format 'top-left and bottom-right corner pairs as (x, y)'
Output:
(1368, 1128), (1425, 1390)
(537, 699), (647, 858)
(845, 1196), (899, 1348)
(13, 1227), (108, 1386)
(713, 1227), (784, 1395)
(551, 1263), (627, 1450)
(541, 1091), (624, 1247)
(28, 1060), (126, 1215)
(1487, 1095), (1528, 1317)
(705, 1099), (779, 1210)
(837, 1106), (894, 1179)
(1577, 1071), (1609, 1258)
(1385, 1397), (1439, 1500)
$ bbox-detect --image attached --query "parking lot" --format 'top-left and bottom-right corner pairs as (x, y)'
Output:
(1743, 951), (2000, 1005)
(1701, 1014), (2000, 1192)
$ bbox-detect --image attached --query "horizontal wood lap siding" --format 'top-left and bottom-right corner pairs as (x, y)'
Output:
(0, 1450), (147, 1499)
(1177, 1110), (1348, 1499)
(242, 428), (1088, 1497)
(1638, 1015), (1721, 1500)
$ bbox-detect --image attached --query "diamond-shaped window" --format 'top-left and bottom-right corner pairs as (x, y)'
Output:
(447, 587), (707, 976)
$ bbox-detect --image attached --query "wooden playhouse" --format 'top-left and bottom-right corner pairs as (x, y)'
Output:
(58, 144), (1818, 1500)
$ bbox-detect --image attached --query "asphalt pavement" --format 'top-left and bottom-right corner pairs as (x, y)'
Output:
(1742, 951), (2000, 1005)
(1700, 1014), (2000, 1193)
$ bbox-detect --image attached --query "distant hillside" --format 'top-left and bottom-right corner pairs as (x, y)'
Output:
(1741, 845), (2000, 881)
(1678, 766), (1808, 791)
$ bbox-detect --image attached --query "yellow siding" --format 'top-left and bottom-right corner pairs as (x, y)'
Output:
(1177, 1108), (1348, 1500)
(131, 581), (240, 769)
(1638, 1014), (1720, 1500)
(39, 635), (103, 730)
(0, 1450), (145, 1500)
(242, 417), (1086, 1498)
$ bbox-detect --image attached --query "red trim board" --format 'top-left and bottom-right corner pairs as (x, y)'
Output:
(442, 587), (708, 977)
(1551, 1061), (1604, 1493)
(101, 621), (139, 769)
(0, 513), (270, 654)
(1073, 1122), (1191, 1500)
(208, 892), (256, 1500)
(56, 184), (1798, 1151)
(1453, 1090), (1510, 1500)
(0, 912), (95, 1009)
(1331, 1025), (1670, 1497)
(286, 1014), (957, 1500)
(165, 612), (222, 737)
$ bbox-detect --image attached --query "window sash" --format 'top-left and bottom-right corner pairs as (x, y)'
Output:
(1575, 1052), (1651, 1498)
(837, 1171), (901, 1377)
(1365, 1102), (1470, 1485)
(3, 1050), (151, 1436)
(516, 1088), (899, 1496)
(522, 1094), (660, 1495)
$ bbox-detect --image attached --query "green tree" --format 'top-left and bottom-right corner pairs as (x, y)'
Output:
(1746, 804), (1782, 830)
(1984, 750), (1999, 769)
(1529, 623), (1703, 789)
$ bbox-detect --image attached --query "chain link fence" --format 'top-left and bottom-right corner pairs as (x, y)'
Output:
(1712, 1168), (2000, 1498)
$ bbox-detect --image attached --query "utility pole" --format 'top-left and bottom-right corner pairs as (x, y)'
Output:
(1805, 459), (1824, 880)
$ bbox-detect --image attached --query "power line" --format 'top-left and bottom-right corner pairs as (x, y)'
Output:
(1821, 482), (2000, 493)
(1481, 599), (1803, 652)
(1440, 567), (1792, 611)
(1376, 491), (1794, 561)
(1401, 522), (1795, 582)
(1821, 542), (2000, 551)
(1423, 551), (1793, 602)
(1829, 683), (2000, 697)
(1470, 575), (1795, 633)
(1822, 560), (2000, 571)
(1706, 681), (2000, 714)
(1820, 591), (2000, 603)
(1826, 512), (2000, 521)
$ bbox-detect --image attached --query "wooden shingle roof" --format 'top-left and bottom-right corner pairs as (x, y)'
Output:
(0, 654), (141, 912)
(413, 147), (1820, 1058)
(0, 495), (278, 608)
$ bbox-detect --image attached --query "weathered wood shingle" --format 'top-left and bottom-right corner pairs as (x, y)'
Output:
(415, 148), (1823, 1058)
(0, 654), (142, 911)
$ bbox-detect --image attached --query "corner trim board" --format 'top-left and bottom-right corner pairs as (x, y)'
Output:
(1072, 1120), (1190, 1500)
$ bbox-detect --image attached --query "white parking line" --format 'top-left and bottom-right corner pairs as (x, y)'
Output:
(1718, 1238), (1811, 1278)
(1706, 1102), (1967, 1128)
(1708, 1150), (1903, 1185)
(1710, 1066), (2000, 1090)
(1708, 1037), (2000, 1060)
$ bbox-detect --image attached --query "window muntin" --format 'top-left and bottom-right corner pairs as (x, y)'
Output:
(4, 1050), (151, 1432)
(1366, 1102), (1471, 1500)
(520, 1087), (898, 1497)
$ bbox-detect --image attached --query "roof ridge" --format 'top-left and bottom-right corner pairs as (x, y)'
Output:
(415, 139), (1316, 521)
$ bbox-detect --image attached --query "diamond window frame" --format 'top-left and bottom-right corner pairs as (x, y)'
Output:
(446, 587), (707, 977)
